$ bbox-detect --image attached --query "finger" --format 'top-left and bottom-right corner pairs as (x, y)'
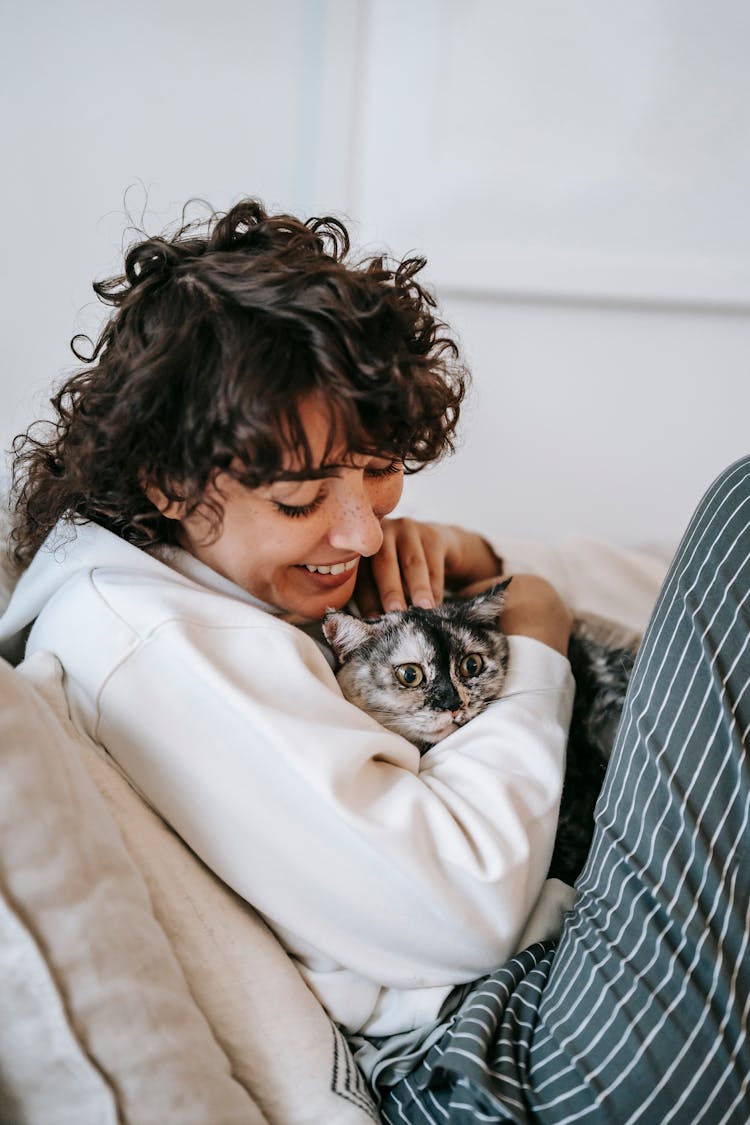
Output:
(353, 558), (392, 618)
(420, 529), (446, 606)
(367, 530), (408, 613)
(396, 521), (446, 607)
(383, 522), (441, 609)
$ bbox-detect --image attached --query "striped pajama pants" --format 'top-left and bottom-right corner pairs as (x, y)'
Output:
(376, 457), (750, 1123)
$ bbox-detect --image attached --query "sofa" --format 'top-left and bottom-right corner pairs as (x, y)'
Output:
(0, 508), (668, 1124)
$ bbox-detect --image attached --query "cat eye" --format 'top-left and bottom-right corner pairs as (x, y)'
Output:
(394, 663), (424, 687)
(459, 653), (484, 678)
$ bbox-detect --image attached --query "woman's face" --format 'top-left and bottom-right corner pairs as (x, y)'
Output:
(173, 397), (404, 619)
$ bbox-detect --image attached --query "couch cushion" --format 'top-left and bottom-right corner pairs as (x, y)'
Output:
(19, 651), (379, 1125)
(0, 652), (265, 1125)
(0, 887), (118, 1124)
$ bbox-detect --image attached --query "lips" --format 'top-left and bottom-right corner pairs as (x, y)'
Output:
(295, 557), (359, 588)
(303, 558), (358, 576)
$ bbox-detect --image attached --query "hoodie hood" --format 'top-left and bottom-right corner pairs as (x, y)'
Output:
(0, 520), (279, 665)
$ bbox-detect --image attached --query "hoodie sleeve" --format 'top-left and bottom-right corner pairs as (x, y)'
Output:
(94, 613), (573, 994)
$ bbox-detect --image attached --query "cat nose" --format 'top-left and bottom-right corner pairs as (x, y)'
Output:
(433, 684), (462, 712)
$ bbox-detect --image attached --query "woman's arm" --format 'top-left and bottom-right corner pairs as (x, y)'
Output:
(356, 517), (573, 656)
(94, 610), (573, 997)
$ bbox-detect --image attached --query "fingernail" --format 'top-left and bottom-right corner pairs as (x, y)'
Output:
(383, 598), (405, 613)
(414, 596), (435, 609)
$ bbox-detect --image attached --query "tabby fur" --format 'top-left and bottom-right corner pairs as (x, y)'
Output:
(323, 582), (635, 885)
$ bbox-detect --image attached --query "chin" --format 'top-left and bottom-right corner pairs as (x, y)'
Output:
(281, 568), (358, 619)
(311, 592), (352, 618)
(291, 589), (352, 620)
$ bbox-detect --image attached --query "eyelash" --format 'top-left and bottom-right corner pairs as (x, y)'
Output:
(272, 462), (401, 518)
(366, 461), (401, 478)
(273, 495), (326, 519)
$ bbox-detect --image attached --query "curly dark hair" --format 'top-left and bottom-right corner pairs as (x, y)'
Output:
(10, 198), (467, 565)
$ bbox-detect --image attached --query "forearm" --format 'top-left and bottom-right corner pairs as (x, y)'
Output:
(100, 620), (573, 990)
(442, 524), (505, 588)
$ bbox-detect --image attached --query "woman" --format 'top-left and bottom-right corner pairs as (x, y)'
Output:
(2, 200), (748, 1122)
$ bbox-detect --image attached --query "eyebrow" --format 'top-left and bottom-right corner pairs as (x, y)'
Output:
(267, 463), (348, 484)
(269, 451), (396, 484)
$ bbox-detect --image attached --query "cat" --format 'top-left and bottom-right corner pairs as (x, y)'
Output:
(322, 581), (635, 885)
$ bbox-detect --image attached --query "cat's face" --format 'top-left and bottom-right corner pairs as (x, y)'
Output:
(323, 583), (511, 750)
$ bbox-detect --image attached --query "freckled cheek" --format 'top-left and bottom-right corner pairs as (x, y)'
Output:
(371, 476), (404, 519)
(219, 511), (298, 579)
(264, 521), (325, 567)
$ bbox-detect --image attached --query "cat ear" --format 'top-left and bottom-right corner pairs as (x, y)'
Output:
(462, 578), (513, 625)
(322, 611), (378, 662)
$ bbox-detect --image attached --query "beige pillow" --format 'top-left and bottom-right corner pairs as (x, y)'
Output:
(0, 887), (119, 1124)
(0, 652), (265, 1125)
(21, 652), (379, 1125)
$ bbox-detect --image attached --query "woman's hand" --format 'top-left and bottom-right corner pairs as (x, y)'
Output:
(355, 519), (503, 618)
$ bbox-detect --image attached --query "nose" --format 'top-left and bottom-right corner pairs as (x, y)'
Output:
(432, 682), (463, 712)
(327, 479), (384, 558)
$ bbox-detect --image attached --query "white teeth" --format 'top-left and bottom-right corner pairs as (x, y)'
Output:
(304, 559), (357, 575)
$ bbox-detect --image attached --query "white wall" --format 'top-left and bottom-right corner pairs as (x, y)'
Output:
(330, 0), (750, 545)
(0, 0), (331, 455)
(398, 296), (750, 546)
(2, 0), (749, 547)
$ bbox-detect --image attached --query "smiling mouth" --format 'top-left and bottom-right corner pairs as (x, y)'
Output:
(302, 558), (358, 576)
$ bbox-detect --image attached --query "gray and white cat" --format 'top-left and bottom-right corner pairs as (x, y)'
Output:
(323, 582), (635, 885)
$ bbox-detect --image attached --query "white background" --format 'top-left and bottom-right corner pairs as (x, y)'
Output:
(2, 0), (749, 546)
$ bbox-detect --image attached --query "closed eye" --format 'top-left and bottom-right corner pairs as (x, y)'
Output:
(272, 494), (326, 518)
(365, 460), (401, 479)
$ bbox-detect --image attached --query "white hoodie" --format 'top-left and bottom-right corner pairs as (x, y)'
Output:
(0, 520), (580, 1036)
